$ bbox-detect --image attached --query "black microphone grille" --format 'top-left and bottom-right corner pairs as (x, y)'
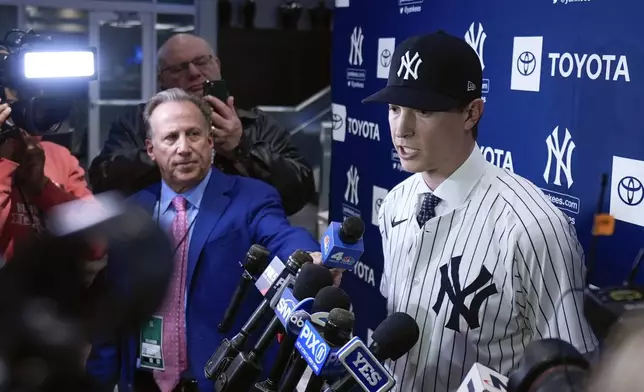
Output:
(291, 262), (333, 300)
(340, 216), (365, 243)
(244, 244), (270, 275)
(288, 249), (314, 268)
(311, 286), (351, 313)
(372, 312), (420, 361)
(328, 308), (355, 331)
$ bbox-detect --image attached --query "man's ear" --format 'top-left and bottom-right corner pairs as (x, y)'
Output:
(207, 130), (214, 149)
(145, 138), (155, 161)
(464, 98), (484, 130)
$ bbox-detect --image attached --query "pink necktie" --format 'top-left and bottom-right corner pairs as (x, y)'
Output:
(154, 195), (189, 392)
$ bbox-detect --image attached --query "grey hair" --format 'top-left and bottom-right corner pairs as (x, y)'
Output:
(143, 88), (212, 139)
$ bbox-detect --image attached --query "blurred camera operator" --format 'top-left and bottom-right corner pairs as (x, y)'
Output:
(89, 33), (315, 216)
(0, 91), (103, 262)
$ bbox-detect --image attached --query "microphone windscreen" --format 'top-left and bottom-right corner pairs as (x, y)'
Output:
(328, 308), (355, 331)
(245, 244), (270, 275)
(291, 262), (334, 300)
(288, 249), (314, 267)
(325, 308), (355, 346)
(340, 216), (365, 243)
(372, 312), (420, 361)
(311, 286), (351, 313)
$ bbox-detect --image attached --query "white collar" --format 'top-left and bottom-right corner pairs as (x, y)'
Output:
(417, 144), (487, 208)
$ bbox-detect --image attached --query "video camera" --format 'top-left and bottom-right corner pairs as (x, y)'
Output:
(0, 29), (96, 141)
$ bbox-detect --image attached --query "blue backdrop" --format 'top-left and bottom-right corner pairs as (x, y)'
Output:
(329, 0), (644, 343)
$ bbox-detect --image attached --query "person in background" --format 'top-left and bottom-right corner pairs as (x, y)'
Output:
(86, 88), (338, 392)
(0, 94), (103, 262)
(89, 33), (315, 216)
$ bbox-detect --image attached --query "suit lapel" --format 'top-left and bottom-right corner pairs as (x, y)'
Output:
(135, 184), (161, 215)
(186, 169), (232, 293)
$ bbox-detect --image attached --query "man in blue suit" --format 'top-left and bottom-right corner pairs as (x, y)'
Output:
(86, 88), (336, 392)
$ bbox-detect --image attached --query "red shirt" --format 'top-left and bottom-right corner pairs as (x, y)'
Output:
(0, 140), (104, 261)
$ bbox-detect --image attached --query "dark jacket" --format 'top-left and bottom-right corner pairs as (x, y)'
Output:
(88, 104), (315, 216)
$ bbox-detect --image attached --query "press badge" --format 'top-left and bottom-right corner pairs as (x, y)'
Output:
(140, 315), (165, 370)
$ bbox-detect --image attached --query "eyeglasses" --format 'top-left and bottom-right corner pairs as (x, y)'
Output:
(160, 55), (213, 76)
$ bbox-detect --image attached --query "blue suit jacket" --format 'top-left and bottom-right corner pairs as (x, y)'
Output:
(86, 169), (319, 392)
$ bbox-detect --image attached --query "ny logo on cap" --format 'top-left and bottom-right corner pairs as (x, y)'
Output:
(397, 51), (423, 81)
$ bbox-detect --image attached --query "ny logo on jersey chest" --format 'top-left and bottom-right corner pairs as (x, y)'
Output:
(432, 256), (498, 332)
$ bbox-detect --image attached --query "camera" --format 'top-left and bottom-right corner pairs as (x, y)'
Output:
(0, 29), (96, 141)
(507, 339), (590, 392)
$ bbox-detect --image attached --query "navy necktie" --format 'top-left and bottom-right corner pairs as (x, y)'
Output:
(417, 193), (441, 227)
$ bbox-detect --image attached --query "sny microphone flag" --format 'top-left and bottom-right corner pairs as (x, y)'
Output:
(337, 336), (395, 392)
(275, 287), (313, 328)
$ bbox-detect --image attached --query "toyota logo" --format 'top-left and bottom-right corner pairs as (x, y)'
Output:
(618, 176), (644, 206)
(517, 51), (536, 76)
(380, 49), (392, 68)
(331, 113), (344, 130)
(375, 197), (383, 212)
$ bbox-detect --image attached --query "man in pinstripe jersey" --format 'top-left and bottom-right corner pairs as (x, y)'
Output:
(362, 31), (597, 392)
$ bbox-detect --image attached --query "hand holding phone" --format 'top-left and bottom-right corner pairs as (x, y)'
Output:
(202, 80), (243, 156)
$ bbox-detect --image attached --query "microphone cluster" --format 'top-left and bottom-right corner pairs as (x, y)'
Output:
(204, 249), (313, 381)
(203, 216), (425, 392)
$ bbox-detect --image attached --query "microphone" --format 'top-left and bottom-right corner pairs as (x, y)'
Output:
(320, 216), (365, 270)
(302, 308), (355, 392)
(255, 286), (351, 392)
(281, 307), (355, 392)
(218, 244), (270, 333)
(214, 263), (334, 392)
(204, 249), (312, 381)
(456, 363), (508, 392)
(260, 250), (312, 301)
(325, 312), (420, 392)
(334, 336), (394, 392)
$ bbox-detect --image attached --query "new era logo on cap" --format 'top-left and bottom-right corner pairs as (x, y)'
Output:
(397, 51), (423, 80)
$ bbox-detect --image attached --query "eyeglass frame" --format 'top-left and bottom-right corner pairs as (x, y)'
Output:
(159, 54), (215, 76)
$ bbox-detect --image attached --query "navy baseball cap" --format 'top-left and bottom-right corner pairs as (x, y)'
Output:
(362, 31), (482, 112)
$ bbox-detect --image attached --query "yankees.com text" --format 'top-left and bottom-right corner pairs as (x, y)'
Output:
(545, 193), (577, 210)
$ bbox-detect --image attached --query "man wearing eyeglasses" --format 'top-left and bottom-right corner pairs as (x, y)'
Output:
(88, 33), (315, 216)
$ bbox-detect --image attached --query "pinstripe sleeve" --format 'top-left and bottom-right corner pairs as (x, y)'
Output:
(378, 194), (390, 299)
(514, 216), (598, 353)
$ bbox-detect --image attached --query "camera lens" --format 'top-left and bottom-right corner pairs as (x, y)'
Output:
(507, 339), (589, 392)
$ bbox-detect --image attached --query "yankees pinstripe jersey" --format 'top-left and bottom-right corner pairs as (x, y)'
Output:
(377, 146), (597, 392)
